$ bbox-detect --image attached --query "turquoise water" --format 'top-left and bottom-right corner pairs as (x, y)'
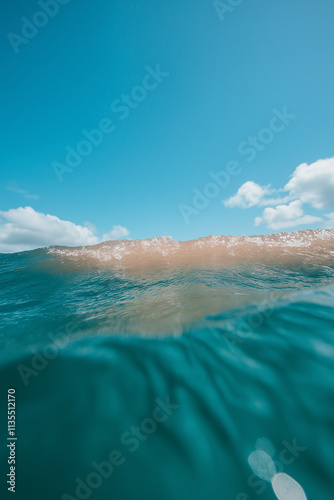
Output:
(1, 236), (334, 500)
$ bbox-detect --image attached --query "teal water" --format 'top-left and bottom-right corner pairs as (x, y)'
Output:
(0, 234), (334, 500)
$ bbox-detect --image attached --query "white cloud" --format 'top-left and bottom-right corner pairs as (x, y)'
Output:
(254, 200), (322, 230)
(224, 181), (270, 208)
(7, 182), (39, 200)
(0, 207), (129, 253)
(224, 156), (334, 230)
(223, 181), (291, 208)
(323, 213), (334, 229)
(102, 225), (130, 241)
(284, 158), (334, 209)
(84, 221), (98, 233)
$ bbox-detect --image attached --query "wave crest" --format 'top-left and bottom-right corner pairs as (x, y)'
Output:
(48, 229), (334, 268)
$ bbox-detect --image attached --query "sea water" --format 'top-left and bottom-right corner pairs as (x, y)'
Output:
(0, 230), (333, 499)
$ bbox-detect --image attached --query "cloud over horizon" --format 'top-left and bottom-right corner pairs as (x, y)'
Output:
(102, 225), (130, 241)
(223, 157), (334, 230)
(0, 207), (129, 253)
(224, 181), (291, 209)
(254, 200), (323, 230)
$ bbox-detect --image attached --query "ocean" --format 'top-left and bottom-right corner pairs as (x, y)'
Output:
(1, 229), (334, 500)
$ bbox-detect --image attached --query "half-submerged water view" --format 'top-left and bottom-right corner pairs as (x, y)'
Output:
(2, 1), (334, 499)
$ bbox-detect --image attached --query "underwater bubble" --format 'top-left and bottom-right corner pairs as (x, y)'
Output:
(271, 473), (307, 500)
(247, 450), (276, 481)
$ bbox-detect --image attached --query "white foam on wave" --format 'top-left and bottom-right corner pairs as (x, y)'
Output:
(47, 230), (334, 269)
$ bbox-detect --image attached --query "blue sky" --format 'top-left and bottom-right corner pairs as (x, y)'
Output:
(1, 0), (334, 250)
